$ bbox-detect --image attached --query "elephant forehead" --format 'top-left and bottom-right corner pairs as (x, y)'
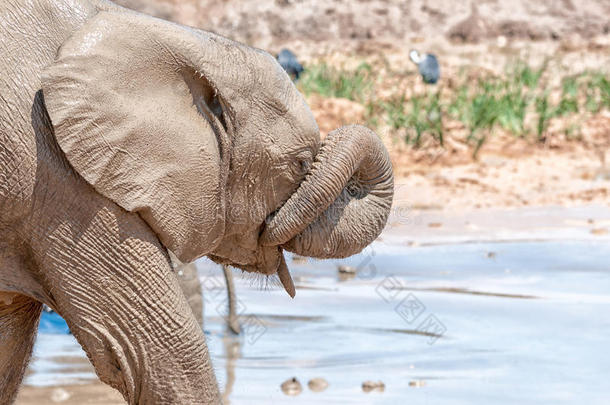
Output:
(253, 87), (320, 149)
(249, 49), (318, 134)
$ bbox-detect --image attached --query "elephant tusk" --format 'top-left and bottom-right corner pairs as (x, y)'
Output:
(277, 253), (295, 298)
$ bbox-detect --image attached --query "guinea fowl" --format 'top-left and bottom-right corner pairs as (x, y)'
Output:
(277, 48), (304, 81)
(409, 49), (440, 84)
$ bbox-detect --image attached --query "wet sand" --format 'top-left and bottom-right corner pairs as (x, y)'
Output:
(17, 384), (124, 404)
(16, 205), (610, 404)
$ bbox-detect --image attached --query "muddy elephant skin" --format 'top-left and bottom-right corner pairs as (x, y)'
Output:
(0, 0), (393, 403)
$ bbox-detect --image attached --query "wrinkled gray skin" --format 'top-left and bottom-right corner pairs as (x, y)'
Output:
(0, 0), (393, 404)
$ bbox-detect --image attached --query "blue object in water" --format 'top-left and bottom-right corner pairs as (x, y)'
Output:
(277, 48), (304, 81)
(409, 49), (440, 84)
(39, 310), (71, 334)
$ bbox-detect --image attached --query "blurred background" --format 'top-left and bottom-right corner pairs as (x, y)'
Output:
(17, 1), (610, 404)
(123, 0), (610, 209)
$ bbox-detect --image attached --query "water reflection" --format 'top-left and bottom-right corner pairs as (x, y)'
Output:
(25, 239), (610, 404)
(221, 335), (240, 404)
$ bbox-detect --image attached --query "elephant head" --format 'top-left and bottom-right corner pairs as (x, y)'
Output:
(41, 6), (393, 297)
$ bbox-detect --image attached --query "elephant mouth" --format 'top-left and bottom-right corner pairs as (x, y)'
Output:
(208, 241), (296, 298)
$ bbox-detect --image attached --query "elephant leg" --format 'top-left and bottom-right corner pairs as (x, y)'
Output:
(222, 265), (240, 334)
(32, 205), (220, 404)
(0, 292), (42, 405)
(168, 252), (204, 328)
(175, 261), (204, 328)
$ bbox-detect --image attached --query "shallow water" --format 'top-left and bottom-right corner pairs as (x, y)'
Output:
(25, 209), (610, 404)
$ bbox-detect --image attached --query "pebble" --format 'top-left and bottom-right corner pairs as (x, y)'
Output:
(281, 377), (303, 396)
(362, 380), (385, 393)
(591, 228), (608, 235)
(337, 265), (357, 281)
(308, 377), (329, 392)
(409, 380), (426, 387)
(337, 265), (357, 274)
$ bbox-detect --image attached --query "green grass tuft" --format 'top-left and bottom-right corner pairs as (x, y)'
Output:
(298, 58), (609, 155)
(381, 91), (444, 148)
(298, 62), (373, 102)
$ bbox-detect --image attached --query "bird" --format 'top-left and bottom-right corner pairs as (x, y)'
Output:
(277, 48), (304, 81)
(409, 49), (440, 84)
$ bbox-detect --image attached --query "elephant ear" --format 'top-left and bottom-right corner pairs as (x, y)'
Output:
(41, 11), (232, 263)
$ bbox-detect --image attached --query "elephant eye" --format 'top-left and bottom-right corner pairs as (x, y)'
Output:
(294, 149), (313, 176)
(298, 158), (311, 174)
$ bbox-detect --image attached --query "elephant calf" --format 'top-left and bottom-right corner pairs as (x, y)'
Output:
(0, 0), (393, 403)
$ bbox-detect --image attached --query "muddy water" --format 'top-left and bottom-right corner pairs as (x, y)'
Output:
(24, 207), (610, 404)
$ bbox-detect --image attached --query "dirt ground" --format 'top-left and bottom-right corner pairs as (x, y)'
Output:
(387, 113), (610, 209)
(112, 0), (610, 212)
(115, 0), (610, 52)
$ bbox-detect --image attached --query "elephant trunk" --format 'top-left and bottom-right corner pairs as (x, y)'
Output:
(260, 125), (394, 258)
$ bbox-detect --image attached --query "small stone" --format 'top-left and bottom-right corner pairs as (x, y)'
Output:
(487, 251), (497, 259)
(362, 380), (385, 392)
(308, 377), (329, 392)
(337, 265), (356, 274)
(281, 377), (303, 396)
(428, 222), (442, 228)
(409, 380), (426, 387)
(50, 388), (71, 402)
(591, 228), (608, 235)
(338, 265), (357, 281)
